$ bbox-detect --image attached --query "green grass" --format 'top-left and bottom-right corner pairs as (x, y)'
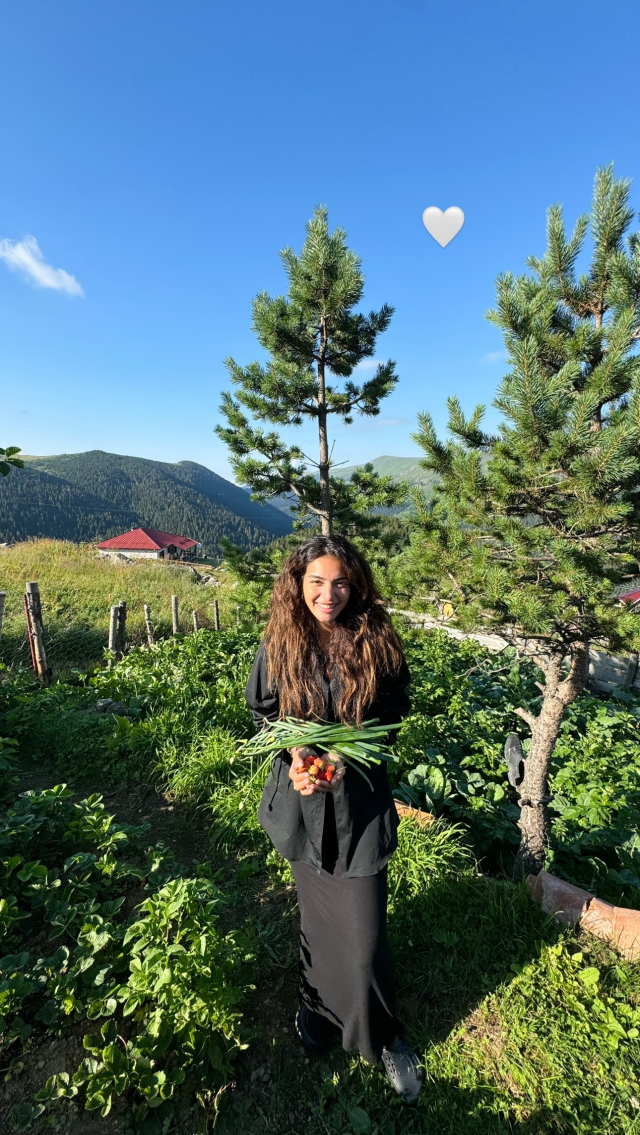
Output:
(216, 817), (640, 1135)
(0, 539), (240, 672)
(161, 725), (241, 800)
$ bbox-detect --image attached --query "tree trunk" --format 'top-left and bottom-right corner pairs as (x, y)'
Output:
(513, 641), (590, 879)
(317, 317), (332, 535)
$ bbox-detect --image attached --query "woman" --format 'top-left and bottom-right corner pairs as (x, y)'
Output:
(245, 534), (424, 1104)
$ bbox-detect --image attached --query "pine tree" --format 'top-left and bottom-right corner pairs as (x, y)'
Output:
(215, 206), (406, 536)
(408, 165), (640, 877)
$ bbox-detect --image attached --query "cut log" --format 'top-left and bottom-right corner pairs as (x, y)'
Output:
(526, 869), (640, 960)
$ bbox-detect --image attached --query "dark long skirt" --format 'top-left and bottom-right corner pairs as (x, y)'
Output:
(290, 799), (401, 1064)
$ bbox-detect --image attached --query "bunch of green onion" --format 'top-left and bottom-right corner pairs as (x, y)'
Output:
(240, 717), (400, 789)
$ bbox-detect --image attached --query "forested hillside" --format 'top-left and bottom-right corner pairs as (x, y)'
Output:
(0, 450), (292, 553)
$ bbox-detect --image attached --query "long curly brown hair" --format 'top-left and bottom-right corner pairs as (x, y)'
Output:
(263, 535), (405, 725)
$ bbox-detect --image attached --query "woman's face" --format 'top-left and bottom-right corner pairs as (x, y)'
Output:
(302, 556), (351, 628)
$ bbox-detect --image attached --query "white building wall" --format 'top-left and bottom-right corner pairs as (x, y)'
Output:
(116, 549), (163, 559)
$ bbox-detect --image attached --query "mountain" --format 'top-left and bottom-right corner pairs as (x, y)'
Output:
(333, 455), (437, 492)
(0, 450), (292, 553)
(252, 455), (438, 516)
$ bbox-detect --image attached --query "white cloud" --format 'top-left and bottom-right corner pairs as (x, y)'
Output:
(483, 349), (508, 363)
(0, 235), (84, 296)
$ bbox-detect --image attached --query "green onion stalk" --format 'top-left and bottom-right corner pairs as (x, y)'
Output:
(239, 717), (400, 790)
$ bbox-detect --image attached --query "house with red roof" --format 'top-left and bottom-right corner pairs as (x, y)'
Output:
(96, 527), (202, 561)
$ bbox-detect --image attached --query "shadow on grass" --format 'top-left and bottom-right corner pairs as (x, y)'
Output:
(390, 871), (561, 1044)
(221, 819), (585, 1135)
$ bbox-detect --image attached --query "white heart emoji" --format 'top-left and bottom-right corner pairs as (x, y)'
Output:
(422, 206), (465, 247)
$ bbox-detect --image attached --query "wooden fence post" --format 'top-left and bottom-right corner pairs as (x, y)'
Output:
(108, 605), (119, 660)
(213, 599), (220, 631)
(25, 582), (51, 682)
(172, 595), (179, 634)
(116, 600), (127, 657)
(0, 591), (5, 645)
(192, 610), (199, 632)
(24, 595), (38, 673)
(144, 604), (154, 646)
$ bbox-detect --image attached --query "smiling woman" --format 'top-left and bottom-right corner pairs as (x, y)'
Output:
(244, 534), (424, 1104)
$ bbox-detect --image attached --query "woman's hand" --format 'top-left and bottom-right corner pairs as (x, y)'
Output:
(288, 748), (346, 794)
(288, 746), (317, 795)
(313, 751), (346, 791)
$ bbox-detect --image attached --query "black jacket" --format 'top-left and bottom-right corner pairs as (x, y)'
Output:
(245, 641), (412, 877)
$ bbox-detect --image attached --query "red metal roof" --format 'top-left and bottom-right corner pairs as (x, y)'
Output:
(620, 589), (640, 605)
(97, 527), (198, 551)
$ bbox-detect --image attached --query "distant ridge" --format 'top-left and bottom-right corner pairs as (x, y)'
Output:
(0, 450), (292, 554)
(333, 455), (437, 489)
(256, 455), (438, 516)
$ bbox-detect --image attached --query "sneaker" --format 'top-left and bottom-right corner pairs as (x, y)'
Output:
(295, 1004), (334, 1056)
(381, 1036), (424, 1104)
(504, 733), (525, 787)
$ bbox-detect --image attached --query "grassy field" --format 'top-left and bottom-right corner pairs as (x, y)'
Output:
(0, 540), (240, 672)
(1, 610), (639, 1133)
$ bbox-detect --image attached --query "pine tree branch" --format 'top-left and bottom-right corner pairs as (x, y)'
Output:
(514, 706), (537, 730)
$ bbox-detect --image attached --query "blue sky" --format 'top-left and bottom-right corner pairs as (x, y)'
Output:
(2, 0), (639, 482)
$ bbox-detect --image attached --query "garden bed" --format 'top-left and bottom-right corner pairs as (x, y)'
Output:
(1, 625), (640, 1133)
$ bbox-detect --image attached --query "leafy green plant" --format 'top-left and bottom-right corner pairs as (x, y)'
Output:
(0, 736), (19, 805)
(398, 763), (454, 815)
(0, 781), (254, 1129)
